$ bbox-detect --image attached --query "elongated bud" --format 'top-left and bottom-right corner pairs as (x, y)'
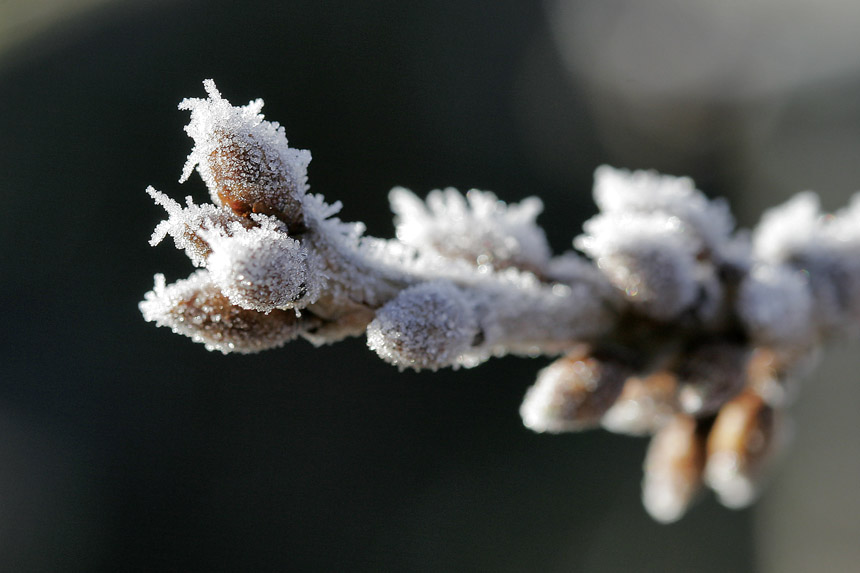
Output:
(366, 281), (479, 371)
(520, 349), (632, 433)
(676, 340), (750, 416)
(180, 80), (311, 233)
(705, 390), (781, 508)
(642, 414), (706, 523)
(140, 271), (317, 354)
(602, 372), (679, 436)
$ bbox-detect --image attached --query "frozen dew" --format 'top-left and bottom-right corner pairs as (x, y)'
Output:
(389, 186), (551, 272)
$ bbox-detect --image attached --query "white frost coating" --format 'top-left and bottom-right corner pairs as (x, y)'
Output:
(751, 192), (821, 263)
(738, 265), (813, 346)
(179, 79), (312, 214)
(366, 281), (478, 370)
(147, 187), (249, 267)
(592, 166), (734, 254)
(203, 219), (323, 313)
(390, 186), (551, 270)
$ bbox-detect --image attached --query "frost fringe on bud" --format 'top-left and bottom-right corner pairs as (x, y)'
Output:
(141, 81), (860, 522)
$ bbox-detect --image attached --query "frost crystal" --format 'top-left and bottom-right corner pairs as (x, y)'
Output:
(141, 81), (860, 523)
(390, 187), (551, 273)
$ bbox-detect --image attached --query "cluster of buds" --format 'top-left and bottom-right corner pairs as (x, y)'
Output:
(141, 81), (860, 522)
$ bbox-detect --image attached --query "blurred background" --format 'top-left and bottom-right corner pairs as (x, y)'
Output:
(1, 0), (860, 570)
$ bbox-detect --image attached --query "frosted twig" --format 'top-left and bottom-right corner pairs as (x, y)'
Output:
(141, 81), (860, 522)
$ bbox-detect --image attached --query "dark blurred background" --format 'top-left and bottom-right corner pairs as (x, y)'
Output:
(2, 0), (860, 570)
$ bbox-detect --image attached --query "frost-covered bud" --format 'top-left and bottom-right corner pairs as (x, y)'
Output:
(140, 271), (316, 354)
(642, 414), (705, 524)
(180, 80), (311, 232)
(520, 350), (632, 433)
(389, 187), (552, 273)
(705, 390), (782, 509)
(738, 265), (813, 347)
(599, 243), (699, 320)
(752, 191), (860, 332)
(577, 213), (701, 320)
(366, 281), (479, 371)
(602, 372), (678, 436)
(204, 221), (322, 313)
(676, 340), (750, 416)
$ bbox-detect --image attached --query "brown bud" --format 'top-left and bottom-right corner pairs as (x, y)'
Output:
(602, 372), (679, 436)
(705, 390), (781, 508)
(520, 349), (632, 433)
(642, 414), (706, 523)
(140, 271), (320, 354)
(207, 129), (307, 234)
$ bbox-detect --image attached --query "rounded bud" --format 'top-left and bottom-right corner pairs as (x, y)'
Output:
(366, 281), (479, 371)
(598, 246), (699, 321)
(206, 224), (321, 313)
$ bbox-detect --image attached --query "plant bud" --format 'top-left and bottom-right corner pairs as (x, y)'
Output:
(180, 80), (311, 234)
(705, 390), (781, 508)
(642, 414), (706, 523)
(205, 224), (321, 313)
(602, 372), (679, 436)
(140, 271), (317, 354)
(520, 349), (632, 433)
(366, 281), (479, 371)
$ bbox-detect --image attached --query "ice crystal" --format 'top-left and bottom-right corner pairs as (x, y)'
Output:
(141, 81), (860, 523)
(390, 187), (551, 273)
